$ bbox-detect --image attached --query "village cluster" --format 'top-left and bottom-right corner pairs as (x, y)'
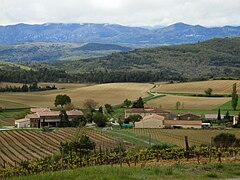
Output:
(15, 107), (239, 129)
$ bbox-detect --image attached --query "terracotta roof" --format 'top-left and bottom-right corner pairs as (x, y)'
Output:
(37, 111), (60, 117)
(15, 118), (29, 123)
(31, 108), (51, 113)
(179, 112), (201, 117)
(37, 110), (83, 117)
(164, 120), (202, 125)
(125, 108), (170, 113)
(66, 110), (83, 116)
(143, 114), (165, 121)
(26, 113), (39, 119)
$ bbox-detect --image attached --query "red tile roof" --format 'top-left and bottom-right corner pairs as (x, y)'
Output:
(143, 114), (165, 121)
(125, 108), (170, 113)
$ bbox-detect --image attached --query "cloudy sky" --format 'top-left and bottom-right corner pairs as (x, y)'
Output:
(0, 0), (240, 27)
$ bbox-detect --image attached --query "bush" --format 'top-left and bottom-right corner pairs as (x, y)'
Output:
(213, 133), (240, 148)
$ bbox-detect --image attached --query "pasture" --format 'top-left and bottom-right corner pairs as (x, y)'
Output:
(146, 95), (230, 110)
(0, 83), (153, 108)
(154, 80), (240, 94)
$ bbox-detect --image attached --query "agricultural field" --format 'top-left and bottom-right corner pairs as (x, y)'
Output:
(154, 80), (240, 94)
(146, 94), (231, 110)
(0, 128), (129, 168)
(0, 83), (153, 108)
(126, 129), (240, 147)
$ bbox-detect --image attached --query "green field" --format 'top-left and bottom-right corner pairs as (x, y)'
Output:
(12, 163), (240, 180)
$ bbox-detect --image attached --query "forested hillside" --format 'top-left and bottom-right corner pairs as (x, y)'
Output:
(50, 37), (240, 79)
(0, 42), (131, 62)
(0, 37), (239, 83)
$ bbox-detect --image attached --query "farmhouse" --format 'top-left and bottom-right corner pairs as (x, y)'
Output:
(135, 114), (165, 128)
(134, 114), (202, 129)
(15, 109), (83, 128)
(125, 108), (170, 118)
(177, 112), (201, 120)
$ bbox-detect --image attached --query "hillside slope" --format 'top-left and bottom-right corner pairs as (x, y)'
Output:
(0, 42), (132, 62)
(51, 37), (240, 79)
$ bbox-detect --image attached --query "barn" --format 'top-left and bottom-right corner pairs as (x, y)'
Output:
(135, 114), (165, 128)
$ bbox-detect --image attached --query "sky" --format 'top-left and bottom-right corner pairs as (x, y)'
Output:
(0, 0), (240, 27)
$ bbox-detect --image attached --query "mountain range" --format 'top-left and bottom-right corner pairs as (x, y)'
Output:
(0, 22), (240, 45)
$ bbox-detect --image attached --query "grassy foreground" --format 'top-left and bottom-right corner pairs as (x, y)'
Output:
(12, 163), (240, 180)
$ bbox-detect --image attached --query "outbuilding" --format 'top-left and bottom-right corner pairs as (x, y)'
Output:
(15, 119), (30, 128)
(135, 114), (165, 128)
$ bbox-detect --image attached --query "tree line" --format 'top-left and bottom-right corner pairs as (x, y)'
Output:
(0, 82), (57, 92)
(0, 68), (181, 84)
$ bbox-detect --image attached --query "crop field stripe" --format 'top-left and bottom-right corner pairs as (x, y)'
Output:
(0, 132), (26, 163)
(2, 131), (41, 160)
(19, 131), (58, 152)
(9, 131), (46, 158)
(12, 131), (53, 156)
(23, 131), (60, 148)
(0, 138), (18, 165)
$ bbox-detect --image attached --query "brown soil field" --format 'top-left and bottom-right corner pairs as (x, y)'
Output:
(0, 83), (153, 108)
(127, 128), (240, 147)
(154, 80), (240, 94)
(146, 95), (230, 110)
(0, 128), (130, 167)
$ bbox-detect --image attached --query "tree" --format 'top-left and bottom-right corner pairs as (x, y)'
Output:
(83, 99), (98, 110)
(132, 97), (144, 108)
(217, 109), (221, 125)
(71, 115), (87, 127)
(21, 84), (29, 92)
(0, 107), (2, 112)
(217, 109), (221, 120)
(93, 112), (108, 127)
(128, 114), (142, 125)
(54, 94), (71, 108)
(205, 88), (213, 96)
(176, 101), (181, 110)
(98, 106), (103, 113)
(59, 110), (69, 127)
(231, 83), (238, 111)
(213, 133), (240, 148)
(225, 111), (230, 121)
(123, 99), (131, 108)
(105, 104), (114, 114)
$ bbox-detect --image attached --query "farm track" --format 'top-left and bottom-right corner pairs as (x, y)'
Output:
(0, 128), (130, 167)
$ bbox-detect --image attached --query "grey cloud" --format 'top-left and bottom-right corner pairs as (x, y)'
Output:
(0, 0), (239, 26)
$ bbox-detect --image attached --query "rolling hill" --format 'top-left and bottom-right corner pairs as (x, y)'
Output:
(50, 37), (240, 79)
(0, 37), (239, 83)
(0, 22), (239, 45)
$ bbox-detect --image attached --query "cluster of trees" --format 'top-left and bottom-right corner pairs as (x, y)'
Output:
(0, 82), (56, 92)
(53, 95), (115, 128)
(0, 68), (181, 83)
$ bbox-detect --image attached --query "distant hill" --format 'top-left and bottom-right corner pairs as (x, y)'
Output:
(49, 37), (240, 79)
(0, 42), (132, 62)
(0, 23), (239, 45)
(0, 37), (240, 83)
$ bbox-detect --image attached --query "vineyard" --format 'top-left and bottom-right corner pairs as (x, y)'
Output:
(125, 129), (240, 147)
(0, 128), (130, 168)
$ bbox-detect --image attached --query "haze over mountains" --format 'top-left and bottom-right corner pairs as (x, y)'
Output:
(0, 22), (240, 45)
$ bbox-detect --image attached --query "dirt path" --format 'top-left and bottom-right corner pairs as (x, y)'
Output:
(106, 130), (154, 146)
